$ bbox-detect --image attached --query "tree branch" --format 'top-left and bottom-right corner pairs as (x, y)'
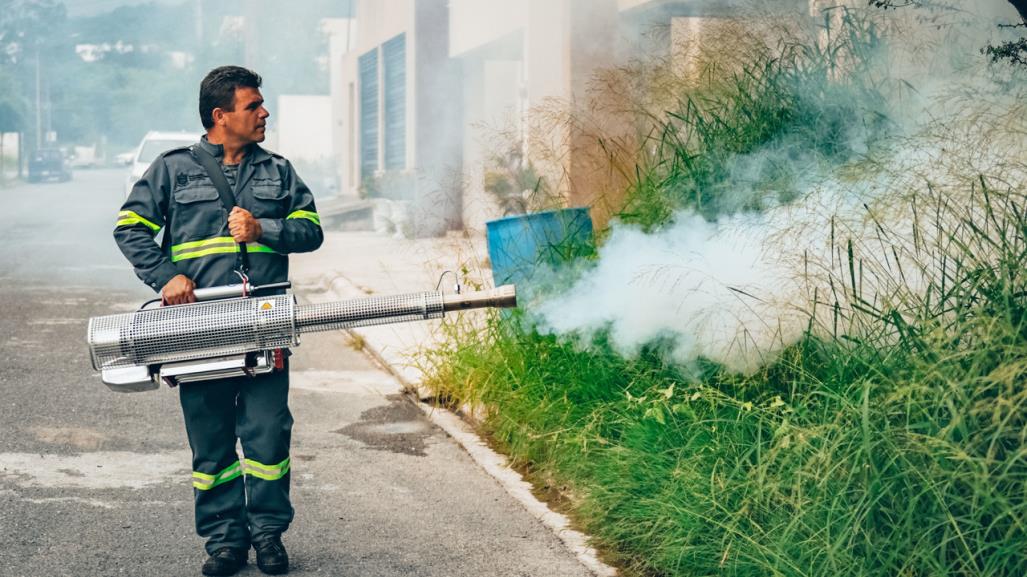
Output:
(1008, 0), (1027, 24)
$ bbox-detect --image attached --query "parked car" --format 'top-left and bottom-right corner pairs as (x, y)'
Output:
(68, 145), (99, 169)
(114, 150), (135, 166)
(124, 131), (201, 196)
(27, 148), (72, 183)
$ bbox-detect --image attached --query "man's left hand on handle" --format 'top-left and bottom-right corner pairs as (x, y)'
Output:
(228, 206), (263, 243)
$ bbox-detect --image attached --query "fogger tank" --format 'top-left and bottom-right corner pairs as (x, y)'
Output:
(87, 281), (516, 392)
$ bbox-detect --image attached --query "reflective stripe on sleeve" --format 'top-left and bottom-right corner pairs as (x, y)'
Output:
(192, 461), (242, 490)
(115, 210), (161, 232)
(286, 210), (320, 227)
(242, 457), (291, 481)
(170, 236), (277, 262)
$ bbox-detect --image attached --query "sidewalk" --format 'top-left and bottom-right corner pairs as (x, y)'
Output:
(291, 230), (617, 577)
(291, 230), (493, 388)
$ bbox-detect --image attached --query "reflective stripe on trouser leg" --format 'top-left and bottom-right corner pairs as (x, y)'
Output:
(243, 456), (290, 481)
(192, 461), (242, 490)
(236, 365), (294, 542)
(179, 377), (250, 554)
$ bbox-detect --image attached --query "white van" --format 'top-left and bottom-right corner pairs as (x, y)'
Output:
(124, 131), (202, 196)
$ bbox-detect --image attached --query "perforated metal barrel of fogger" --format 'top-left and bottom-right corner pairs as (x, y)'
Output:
(88, 291), (447, 371)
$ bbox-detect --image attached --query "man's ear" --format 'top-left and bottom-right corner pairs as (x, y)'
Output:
(211, 108), (225, 126)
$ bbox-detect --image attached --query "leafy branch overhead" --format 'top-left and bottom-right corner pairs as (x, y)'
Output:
(869, 0), (1027, 65)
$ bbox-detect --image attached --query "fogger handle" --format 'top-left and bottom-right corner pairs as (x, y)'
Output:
(192, 281), (293, 302)
(442, 284), (517, 312)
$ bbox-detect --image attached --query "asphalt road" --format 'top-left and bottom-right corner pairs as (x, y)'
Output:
(0, 169), (591, 577)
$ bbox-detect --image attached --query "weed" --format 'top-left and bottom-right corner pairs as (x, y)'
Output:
(422, 6), (1027, 577)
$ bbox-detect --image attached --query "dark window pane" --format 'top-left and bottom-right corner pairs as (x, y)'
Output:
(359, 48), (379, 178)
(383, 33), (405, 171)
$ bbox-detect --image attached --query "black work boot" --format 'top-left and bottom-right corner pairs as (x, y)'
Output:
(201, 547), (248, 576)
(254, 535), (289, 575)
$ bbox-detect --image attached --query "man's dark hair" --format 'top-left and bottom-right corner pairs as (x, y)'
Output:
(198, 66), (263, 130)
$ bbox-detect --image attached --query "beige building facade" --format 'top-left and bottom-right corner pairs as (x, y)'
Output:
(337, 0), (812, 235)
(336, 0), (461, 236)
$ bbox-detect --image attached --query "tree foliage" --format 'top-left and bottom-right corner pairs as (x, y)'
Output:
(0, 0), (349, 147)
(0, 0), (67, 64)
(869, 0), (1027, 66)
(0, 0), (67, 134)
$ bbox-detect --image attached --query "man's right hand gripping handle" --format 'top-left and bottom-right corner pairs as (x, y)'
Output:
(162, 274), (196, 305)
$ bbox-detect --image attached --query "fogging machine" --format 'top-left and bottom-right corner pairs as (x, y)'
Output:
(87, 278), (516, 392)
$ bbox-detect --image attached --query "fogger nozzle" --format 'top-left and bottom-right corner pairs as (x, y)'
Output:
(444, 284), (516, 312)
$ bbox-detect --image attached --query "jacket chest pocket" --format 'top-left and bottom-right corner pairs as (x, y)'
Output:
(250, 180), (287, 218)
(172, 185), (226, 238)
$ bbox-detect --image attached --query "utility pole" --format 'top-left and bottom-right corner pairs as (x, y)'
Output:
(195, 0), (204, 48)
(35, 43), (41, 152)
(44, 80), (51, 143)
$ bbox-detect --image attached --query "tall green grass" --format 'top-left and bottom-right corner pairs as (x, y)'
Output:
(621, 8), (890, 230)
(422, 8), (1027, 577)
(427, 180), (1027, 576)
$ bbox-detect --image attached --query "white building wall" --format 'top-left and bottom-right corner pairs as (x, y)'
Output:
(0, 132), (19, 178)
(341, 0), (416, 194)
(325, 18), (355, 194)
(334, 0), (777, 231)
(354, 0), (414, 54)
(276, 95), (333, 163)
(449, 0), (528, 57)
(450, 0), (624, 231)
(617, 0), (654, 10)
(336, 0), (461, 235)
(460, 59), (524, 233)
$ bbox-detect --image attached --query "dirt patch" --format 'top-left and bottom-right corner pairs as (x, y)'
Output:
(28, 426), (108, 450)
(333, 395), (432, 456)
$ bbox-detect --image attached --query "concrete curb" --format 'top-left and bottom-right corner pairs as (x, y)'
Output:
(313, 276), (618, 577)
(412, 402), (617, 577)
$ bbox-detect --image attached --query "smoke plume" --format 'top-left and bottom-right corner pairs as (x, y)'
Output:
(535, 1), (1027, 372)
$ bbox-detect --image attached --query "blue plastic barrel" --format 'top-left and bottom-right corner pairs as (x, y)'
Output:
(486, 207), (594, 287)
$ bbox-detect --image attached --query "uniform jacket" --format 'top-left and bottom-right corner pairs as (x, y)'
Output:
(114, 136), (323, 292)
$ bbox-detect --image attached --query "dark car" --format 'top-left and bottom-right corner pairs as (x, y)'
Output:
(28, 148), (72, 183)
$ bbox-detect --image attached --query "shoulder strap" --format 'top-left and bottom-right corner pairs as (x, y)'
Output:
(190, 144), (236, 212)
(190, 144), (249, 275)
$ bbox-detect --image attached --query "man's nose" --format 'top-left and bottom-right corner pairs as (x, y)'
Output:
(259, 107), (270, 119)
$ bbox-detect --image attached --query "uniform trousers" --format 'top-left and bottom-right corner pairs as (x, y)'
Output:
(178, 364), (294, 554)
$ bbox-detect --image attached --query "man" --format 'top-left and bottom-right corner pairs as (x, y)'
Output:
(114, 66), (323, 576)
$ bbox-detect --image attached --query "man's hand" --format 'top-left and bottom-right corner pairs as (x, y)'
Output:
(228, 207), (263, 243)
(162, 274), (196, 305)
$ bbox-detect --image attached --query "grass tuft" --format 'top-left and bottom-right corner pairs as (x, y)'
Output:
(423, 7), (1027, 577)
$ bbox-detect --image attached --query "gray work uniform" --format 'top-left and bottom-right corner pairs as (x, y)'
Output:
(113, 136), (323, 553)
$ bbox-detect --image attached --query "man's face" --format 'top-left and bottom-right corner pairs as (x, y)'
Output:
(220, 86), (269, 144)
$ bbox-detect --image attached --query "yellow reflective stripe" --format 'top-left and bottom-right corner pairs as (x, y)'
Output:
(170, 237), (274, 253)
(173, 236), (236, 251)
(115, 210), (161, 232)
(192, 461), (242, 490)
(170, 238), (276, 262)
(245, 243), (276, 254)
(242, 457), (291, 481)
(286, 210), (320, 226)
(173, 244), (235, 260)
(171, 238), (237, 261)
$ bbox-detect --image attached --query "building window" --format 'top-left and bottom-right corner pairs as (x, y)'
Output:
(382, 33), (406, 171)
(359, 48), (379, 179)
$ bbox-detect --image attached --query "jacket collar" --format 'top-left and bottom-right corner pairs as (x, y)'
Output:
(198, 134), (271, 164)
